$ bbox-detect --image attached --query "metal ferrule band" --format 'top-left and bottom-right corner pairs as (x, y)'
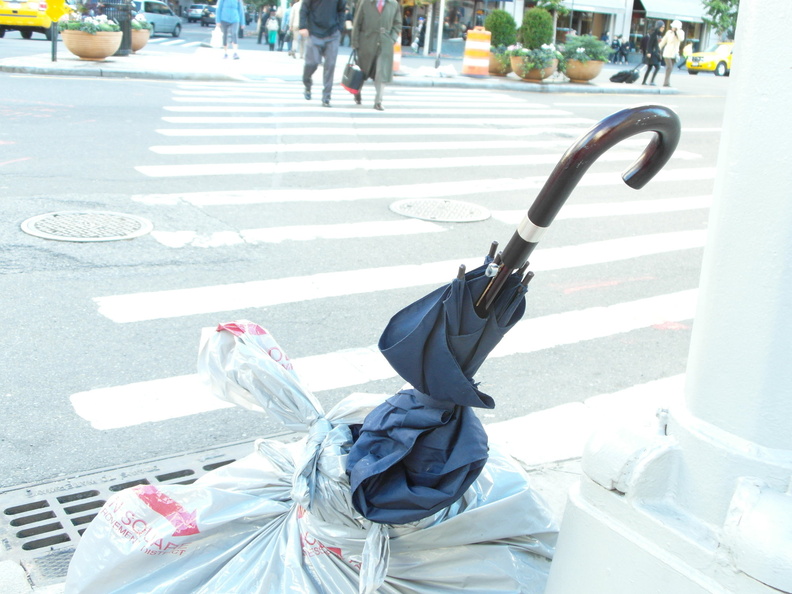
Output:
(516, 216), (548, 243)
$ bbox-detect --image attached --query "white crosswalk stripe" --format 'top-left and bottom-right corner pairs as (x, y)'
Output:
(70, 81), (713, 432)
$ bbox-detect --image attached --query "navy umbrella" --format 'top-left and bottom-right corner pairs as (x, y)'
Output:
(347, 105), (681, 525)
(347, 253), (529, 524)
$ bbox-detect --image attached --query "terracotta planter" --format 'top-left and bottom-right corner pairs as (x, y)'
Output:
(564, 59), (605, 83)
(131, 28), (151, 53)
(488, 51), (512, 76)
(510, 56), (557, 82)
(61, 30), (122, 61)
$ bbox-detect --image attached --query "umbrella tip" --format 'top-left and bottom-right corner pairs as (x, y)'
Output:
(521, 270), (535, 287)
(487, 241), (498, 260)
(457, 264), (466, 280)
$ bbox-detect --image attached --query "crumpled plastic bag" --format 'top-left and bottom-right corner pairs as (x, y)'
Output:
(65, 321), (557, 594)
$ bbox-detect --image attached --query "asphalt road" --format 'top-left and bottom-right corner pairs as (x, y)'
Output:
(0, 36), (728, 492)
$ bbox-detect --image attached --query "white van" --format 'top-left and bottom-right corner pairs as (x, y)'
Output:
(132, 0), (182, 37)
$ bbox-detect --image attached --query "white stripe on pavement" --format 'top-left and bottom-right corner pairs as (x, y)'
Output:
(163, 106), (574, 116)
(170, 95), (532, 106)
(492, 195), (713, 223)
(154, 126), (592, 138)
(94, 230), (706, 323)
(134, 150), (701, 178)
(151, 218), (445, 248)
(132, 167), (717, 206)
(160, 116), (597, 126)
(71, 290), (697, 430)
(148, 138), (647, 156)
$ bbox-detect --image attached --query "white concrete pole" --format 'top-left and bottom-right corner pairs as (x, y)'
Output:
(544, 1), (792, 592)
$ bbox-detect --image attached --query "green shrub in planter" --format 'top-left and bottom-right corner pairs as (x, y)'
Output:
(518, 7), (553, 50)
(484, 9), (517, 49)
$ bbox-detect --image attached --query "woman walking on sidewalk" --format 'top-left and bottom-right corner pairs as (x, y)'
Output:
(351, 0), (402, 111)
(641, 20), (664, 86)
(216, 0), (245, 59)
(659, 19), (684, 86)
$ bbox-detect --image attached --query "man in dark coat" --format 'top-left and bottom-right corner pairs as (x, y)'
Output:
(300, 0), (346, 107)
(351, 0), (402, 111)
(641, 20), (665, 85)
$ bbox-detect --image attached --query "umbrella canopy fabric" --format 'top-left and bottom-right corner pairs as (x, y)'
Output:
(347, 259), (527, 524)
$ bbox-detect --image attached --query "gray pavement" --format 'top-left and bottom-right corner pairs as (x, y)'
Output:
(0, 43), (677, 592)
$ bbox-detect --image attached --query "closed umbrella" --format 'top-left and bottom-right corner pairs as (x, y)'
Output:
(347, 105), (681, 524)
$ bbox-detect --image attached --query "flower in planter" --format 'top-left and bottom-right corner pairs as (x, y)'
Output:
(506, 43), (562, 75)
(490, 44), (512, 71)
(131, 13), (153, 31)
(59, 12), (120, 34)
(558, 34), (610, 72)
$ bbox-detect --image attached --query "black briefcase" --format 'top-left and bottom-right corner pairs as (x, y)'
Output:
(342, 51), (365, 95)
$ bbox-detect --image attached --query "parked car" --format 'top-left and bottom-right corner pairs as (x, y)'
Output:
(186, 2), (206, 23)
(0, 0), (69, 40)
(687, 41), (734, 76)
(200, 4), (214, 26)
(132, 0), (181, 37)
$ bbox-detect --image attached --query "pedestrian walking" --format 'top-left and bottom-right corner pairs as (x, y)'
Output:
(351, 0), (402, 111)
(280, 3), (291, 51)
(216, 0), (245, 59)
(641, 20), (664, 86)
(659, 19), (684, 87)
(299, 0), (346, 107)
(617, 38), (630, 63)
(265, 8), (280, 50)
(340, 8), (353, 47)
(610, 35), (621, 63)
(288, 0), (304, 57)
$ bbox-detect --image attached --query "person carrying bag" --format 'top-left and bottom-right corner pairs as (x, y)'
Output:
(350, 0), (402, 111)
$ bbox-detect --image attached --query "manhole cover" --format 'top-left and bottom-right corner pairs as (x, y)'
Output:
(389, 199), (490, 223)
(21, 211), (153, 242)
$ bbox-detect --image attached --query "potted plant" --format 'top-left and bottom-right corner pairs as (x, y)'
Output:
(507, 43), (562, 81)
(58, 8), (122, 61)
(559, 34), (611, 83)
(510, 7), (559, 81)
(518, 7), (554, 50)
(484, 9), (517, 76)
(130, 13), (153, 53)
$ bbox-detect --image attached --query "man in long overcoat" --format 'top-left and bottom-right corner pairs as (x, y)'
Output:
(351, 0), (402, 111)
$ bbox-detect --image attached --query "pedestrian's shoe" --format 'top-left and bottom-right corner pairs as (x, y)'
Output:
(322, 100), (331, 108)
(373, 103), (384, 111)
(223, 54), (228, 59)
(354, 92), (361, 105)
(233, 53), (239, 60)
(304, 88), (311, 100)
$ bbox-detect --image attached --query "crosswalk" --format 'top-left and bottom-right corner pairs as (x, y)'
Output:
(71, 81), (715, 434)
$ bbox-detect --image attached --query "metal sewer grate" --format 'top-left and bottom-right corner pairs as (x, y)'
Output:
(0, 440), (264, 587)
(389, 199), (490, 223)
(20, 211), (153, 242)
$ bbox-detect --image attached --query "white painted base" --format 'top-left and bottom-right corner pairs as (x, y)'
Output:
(545, 480), (779, 594)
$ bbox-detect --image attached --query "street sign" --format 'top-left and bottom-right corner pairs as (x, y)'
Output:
(46, 0), (68, 22)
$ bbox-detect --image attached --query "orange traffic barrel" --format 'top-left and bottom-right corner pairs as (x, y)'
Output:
(393, 39), (402, 72)
(461, 26), (491, 77)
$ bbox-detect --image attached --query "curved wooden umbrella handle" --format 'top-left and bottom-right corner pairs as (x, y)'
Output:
(476, 105), (681, 316)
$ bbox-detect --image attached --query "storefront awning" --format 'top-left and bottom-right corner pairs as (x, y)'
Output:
(566, 0), (627, 14)
(639, 0), (706, 23)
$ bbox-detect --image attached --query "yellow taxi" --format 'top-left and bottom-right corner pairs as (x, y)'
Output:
(0, 0), (71, 40)
(686, 41), (734, 76)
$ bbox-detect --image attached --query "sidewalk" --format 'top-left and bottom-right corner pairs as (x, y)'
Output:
(0, 43), (678, 592)
(0, 42), (677, 94)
